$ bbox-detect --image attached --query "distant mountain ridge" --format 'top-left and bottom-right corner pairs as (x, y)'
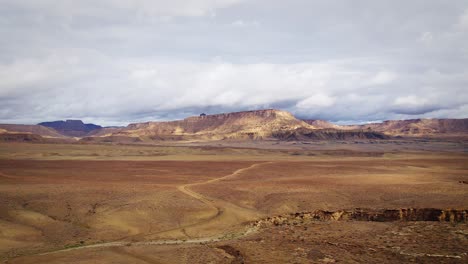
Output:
(86, 109), (394, 141)
(1, 110), (467, 142)
(312, 118), (468, 137)
(38, 120), (102, 137)
(363, 118), (468, 136)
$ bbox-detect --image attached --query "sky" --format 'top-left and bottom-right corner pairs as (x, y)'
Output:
(0, 0), (467, 126)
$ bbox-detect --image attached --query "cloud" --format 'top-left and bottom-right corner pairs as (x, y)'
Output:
(296, 94), (336, 109)
(391, 95), (439, 115)
(457, 9), (468, 31)
(394, 95), (429, 107)
(367, 71), (397, 85)
(419, 31), (434, 43)
(230, 19), (260, 27)
(231, 20), (246, 27)
(1, 51), (465, 125)
(3, 0), (245, 18)
(0, 0), (467, 125)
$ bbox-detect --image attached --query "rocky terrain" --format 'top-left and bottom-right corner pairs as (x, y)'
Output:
(302, 119), (342, 129)
(253, 208), (467, 228)
(1, 148), (466, 263)
(313, 118), (468, 137)
(110, 109), (315, 141)
(272, 127), (389, 140)
(90, 110), (467, 141)
(372, 118), (468, 136)
(1, 109), (467, 142)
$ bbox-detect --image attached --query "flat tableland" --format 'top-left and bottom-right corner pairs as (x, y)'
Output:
(0, 140), (467, 263)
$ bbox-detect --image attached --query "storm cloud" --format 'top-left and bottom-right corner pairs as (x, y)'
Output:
(0, 0), (467, 126)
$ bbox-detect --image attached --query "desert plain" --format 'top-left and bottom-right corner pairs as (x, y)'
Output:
(0, 139), (467, 263)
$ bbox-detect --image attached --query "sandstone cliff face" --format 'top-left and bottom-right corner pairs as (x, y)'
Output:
(94, 110), (468, 141)
(349, 118), (468, 137)
(304, 118), (468, 137)
(4, 110), (465, 142)
(302, 119), (343, 129)
(114, 109), (316, 140)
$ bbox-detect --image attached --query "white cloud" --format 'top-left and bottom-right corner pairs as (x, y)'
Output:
(3, 0), (245, 18)
(420, 31), (434, 43)
(230, 19), (260, 27)
(391, 95), (441, 115)
(231, 20), (246, 27)
(394, 95), (429, 107)
(296, 94), (336, 109)
(0, 0), (467, 125)
(367, 71), (397, 85)
(0, 50), (466, 125)
(457, 9), (468, 31)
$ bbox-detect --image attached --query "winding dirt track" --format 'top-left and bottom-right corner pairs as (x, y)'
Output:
(177, 162), (267, 206)
(34, 162), (272, 256)
(176, 162), (273, 224)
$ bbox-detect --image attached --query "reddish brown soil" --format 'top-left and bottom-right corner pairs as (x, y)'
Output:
(0, 144), (466, 263)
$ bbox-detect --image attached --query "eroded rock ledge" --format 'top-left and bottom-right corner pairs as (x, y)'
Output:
(252, 208), (467, 227)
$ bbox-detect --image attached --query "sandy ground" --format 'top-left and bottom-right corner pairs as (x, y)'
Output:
(0, 140), (467, 263)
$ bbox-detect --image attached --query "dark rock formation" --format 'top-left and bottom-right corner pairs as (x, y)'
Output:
(253, 208), (467, 228)
(0, 133), (44, 142)
(272, 128), (389, 141)
(216, 245), (245, 264)
(79, 136), (142, 144)
(39, 120), (102, 137)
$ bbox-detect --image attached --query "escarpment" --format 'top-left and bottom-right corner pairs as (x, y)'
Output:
(253, 208), (467, 228)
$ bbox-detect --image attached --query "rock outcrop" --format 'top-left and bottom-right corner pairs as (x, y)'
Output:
(347, 118), (468, 137)
(111, 109), (316, 141)
(272, 128), (389, 140)
(102, 110), (393, 141)
(302, 119), (343, 129)
(2, 110), (466, 142)
(253, 208), (467, 228)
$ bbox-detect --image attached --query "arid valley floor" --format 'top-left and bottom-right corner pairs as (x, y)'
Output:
(0, 140), (467, 263)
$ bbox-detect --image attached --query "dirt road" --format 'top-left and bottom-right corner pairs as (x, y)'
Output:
(34, 162), (272, 256)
